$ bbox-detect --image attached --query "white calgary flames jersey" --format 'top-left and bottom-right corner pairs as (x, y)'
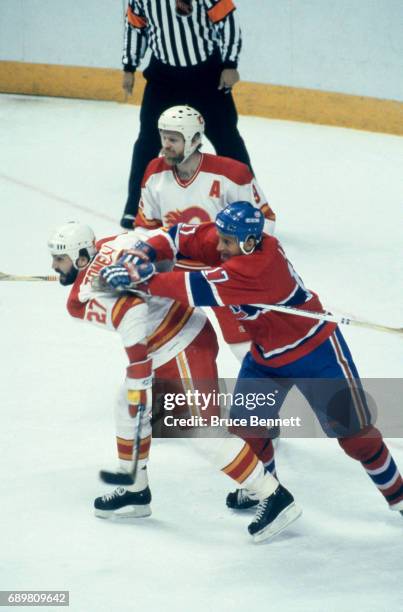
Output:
(66, 232), (206, 368)
(136, 153), (275, 234)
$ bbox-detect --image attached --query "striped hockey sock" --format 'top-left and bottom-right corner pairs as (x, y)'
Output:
(222, 442), (259, 485)
(339, 427), (403, 507)
(264, 454), (277, 478)
(117, 434), (152, 463)
(242, 437), (277, 478)
(362, 442), (403, 507)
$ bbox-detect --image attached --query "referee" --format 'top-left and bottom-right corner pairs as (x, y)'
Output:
(120, 0), (253, 228)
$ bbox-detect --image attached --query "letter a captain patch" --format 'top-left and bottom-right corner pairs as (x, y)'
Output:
(209, 180), (221, 198)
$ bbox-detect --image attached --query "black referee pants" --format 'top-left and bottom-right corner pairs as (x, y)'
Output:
(123, 53), (252, 217)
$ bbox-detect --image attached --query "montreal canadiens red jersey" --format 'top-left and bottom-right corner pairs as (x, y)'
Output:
(144, 223), (337, 367)
(135, 153), (276, 236)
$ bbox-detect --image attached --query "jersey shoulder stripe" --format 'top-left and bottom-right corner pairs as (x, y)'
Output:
(142, 157), (171, 187)
(96, 235), (118, 251)
(201, 153), (253, 185)
(186, 271), (223, 307)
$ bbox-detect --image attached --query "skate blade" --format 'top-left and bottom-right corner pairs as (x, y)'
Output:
(94, 504), (151, 519)
(253, 502), (302, 543)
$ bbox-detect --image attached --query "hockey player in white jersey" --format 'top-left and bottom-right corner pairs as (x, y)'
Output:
(138, 104), (281, 467)
(48, 221), (217, 513)
(48, 221), (301, 542)
(135, 105), (276, 362)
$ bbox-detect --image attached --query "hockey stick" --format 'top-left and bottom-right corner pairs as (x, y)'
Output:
(124, 287), (401, 336)
(100, 402), (146, 486)
(131, 403), (146, 481)
(252, 303), (402, 336)
(91, 277), (403, 336)
(0, 271), (58, 282)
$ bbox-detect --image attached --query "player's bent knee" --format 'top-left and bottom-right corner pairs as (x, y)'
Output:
(338, 425), (382, 461)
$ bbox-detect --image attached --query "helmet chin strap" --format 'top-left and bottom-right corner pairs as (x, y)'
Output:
(177, 136), (201, 166)
(176, 155), (188, 167)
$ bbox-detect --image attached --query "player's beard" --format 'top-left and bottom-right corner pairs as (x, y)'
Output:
(163, 151), (184, 166)
(56, 266), (78, 286)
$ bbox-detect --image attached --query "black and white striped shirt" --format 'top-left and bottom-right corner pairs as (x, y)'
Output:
(123, 0), (242, 71)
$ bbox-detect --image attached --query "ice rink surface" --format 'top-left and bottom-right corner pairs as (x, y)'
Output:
(0, 94), (402, 611)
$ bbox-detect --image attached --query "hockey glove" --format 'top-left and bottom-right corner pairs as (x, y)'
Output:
(118, 240), (157, 266)
(100, 262), (156, 290)
(100, 264), (131, 289)
(124, 261), (156, 285)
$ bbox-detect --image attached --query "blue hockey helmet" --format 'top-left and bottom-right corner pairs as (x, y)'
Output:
(215, 202), (264, 254)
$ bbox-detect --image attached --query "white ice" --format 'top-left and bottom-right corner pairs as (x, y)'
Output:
(0, 94), (402, 612)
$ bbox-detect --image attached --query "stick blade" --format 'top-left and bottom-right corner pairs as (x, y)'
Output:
(0, 271), (58, 282)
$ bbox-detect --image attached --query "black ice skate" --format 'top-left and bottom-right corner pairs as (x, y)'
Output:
(94, 486), (151, 519)
(248, 484), (302, 543)
(99, 469), (134, 486)
(226, 488), (259, 510)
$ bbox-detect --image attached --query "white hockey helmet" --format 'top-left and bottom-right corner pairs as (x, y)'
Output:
(48, 222), (96, 268)
(158, 105), (205, 162)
